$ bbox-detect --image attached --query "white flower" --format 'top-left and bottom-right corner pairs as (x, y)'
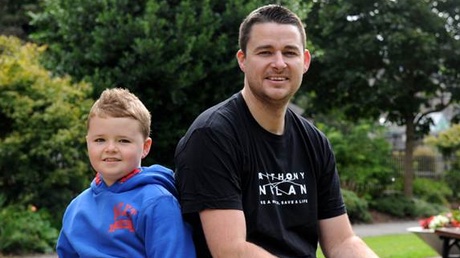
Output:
(429, 215), (450, 229)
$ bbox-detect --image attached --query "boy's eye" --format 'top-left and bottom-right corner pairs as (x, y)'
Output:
(119, 139), (131, 143)
(94, 138), (105, 142)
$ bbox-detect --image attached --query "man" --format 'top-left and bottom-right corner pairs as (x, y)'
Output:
(175, 4), (379, 258)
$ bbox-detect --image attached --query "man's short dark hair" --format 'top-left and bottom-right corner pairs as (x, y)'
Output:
(238, 4), (307, 53)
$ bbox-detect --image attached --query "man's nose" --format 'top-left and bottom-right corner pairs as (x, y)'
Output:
(272, 52), (287, 69)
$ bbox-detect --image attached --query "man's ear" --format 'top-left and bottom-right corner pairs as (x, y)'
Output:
(303, 49), (311, 73)
(236, 50), (246, 72)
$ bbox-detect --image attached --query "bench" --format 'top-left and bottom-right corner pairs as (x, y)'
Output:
(435, 228), (460, 258)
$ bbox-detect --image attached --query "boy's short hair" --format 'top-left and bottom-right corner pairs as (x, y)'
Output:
(238, 4), (307, 53)
(87, 88), (151, 138)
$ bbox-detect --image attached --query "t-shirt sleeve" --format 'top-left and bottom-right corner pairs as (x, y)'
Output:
(175, 127), (243, 214)
(317, 136), (347, 220)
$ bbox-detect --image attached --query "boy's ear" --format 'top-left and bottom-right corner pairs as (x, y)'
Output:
(142, 138), (152, 158)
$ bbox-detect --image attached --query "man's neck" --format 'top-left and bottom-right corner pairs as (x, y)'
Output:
(241, 88), (288, 135)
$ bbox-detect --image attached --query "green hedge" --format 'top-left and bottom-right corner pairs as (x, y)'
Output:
(0, 204), (58, 255)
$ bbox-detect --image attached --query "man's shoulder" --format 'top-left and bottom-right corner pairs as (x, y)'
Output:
(286, 110), (331, 148)
(287, 110), (321, 132)
(190, 93), (243, 130)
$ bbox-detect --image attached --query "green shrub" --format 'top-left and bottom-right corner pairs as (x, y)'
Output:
(413, 178), (452, 205)
(0, 204), (58, 255)
(445, 168), (460, 200)
(317, 119), (397, 199)
(342, 189), (372, 223)
(370, 193), (450, 219)
(424, 125), (460, 201)
(411, 198), (450, 218)
(0, 35), (93, 228)
(370, 194), (415, 218)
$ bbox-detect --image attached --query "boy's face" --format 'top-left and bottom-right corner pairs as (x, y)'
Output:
(86, 115), (152, 186)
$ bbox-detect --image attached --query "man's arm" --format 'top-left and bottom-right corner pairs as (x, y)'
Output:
(318, 214), (379, 258)
(200, 209), (277, 258)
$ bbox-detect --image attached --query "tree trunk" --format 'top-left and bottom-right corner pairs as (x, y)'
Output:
(403, 116), (416, 198)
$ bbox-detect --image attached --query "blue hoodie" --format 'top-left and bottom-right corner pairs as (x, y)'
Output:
(56, 165), (196, 258)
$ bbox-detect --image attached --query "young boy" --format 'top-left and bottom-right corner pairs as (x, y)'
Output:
(56, 88), (195, 257)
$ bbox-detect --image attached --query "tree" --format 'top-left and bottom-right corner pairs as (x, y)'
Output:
(303, 0), (460, 197)
(30, 0), (247, 167)
(425, 124), (460, 199)
(29, 0), (311, 167)
(0, 0), (40, 39)
(0, 35), (93, 224)
(426, 124), (460, 157)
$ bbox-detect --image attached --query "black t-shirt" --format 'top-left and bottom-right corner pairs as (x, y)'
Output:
(175, 92), (346, 258)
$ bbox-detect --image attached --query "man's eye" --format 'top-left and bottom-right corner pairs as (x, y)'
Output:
(258, 51), (272, 56)
(284, 51), (298, 57)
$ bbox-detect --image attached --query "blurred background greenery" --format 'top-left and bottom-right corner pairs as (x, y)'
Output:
(0, 0), (459, 255)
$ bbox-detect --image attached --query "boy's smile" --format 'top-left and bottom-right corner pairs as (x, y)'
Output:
(86, 115), (151, 186)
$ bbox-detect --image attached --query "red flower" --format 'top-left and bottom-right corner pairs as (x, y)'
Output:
(451, 220), (460, 227)
(419, 216), (434, 229)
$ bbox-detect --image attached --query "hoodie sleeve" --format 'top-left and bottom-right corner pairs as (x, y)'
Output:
(140, 191), (196, 258)
(56, 229), (79, 258)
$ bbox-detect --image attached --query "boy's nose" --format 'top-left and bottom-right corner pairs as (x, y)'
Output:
(105, 142), (118, 152)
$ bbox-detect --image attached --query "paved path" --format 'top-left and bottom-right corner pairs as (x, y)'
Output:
(352, 220), (420, 237)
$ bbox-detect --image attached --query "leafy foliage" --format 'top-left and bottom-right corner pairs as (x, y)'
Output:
(425, 124), (460, 198)
(304, 0), (460, 197)
(317, 117), (397, 198)
(30, 0), (245, 166)
(29, 0), (311, 167)
(0, 0), (40, 39)
(0, 202), (59, 255)
(425, 124), (460, 156)
(413, 178), (452, 205)
(306, 0), (460, 127)
(370, 194), (417, 218)
(0, 35), (94, 225)
(371, 191), (450, 218)
(342, 189), (372, 223)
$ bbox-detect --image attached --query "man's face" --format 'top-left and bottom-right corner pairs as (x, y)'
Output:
(237, 22), (310, 104)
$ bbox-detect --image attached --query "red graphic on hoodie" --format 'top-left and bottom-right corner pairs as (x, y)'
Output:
(109, 202), (137, 232)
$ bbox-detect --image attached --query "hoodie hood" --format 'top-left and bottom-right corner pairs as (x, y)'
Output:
(90, 164), (177, 197)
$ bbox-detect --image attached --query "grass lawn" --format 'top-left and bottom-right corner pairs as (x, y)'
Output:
(316, 233), (439, 258)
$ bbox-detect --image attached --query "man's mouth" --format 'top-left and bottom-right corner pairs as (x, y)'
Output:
(267, 76), (288, 81)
